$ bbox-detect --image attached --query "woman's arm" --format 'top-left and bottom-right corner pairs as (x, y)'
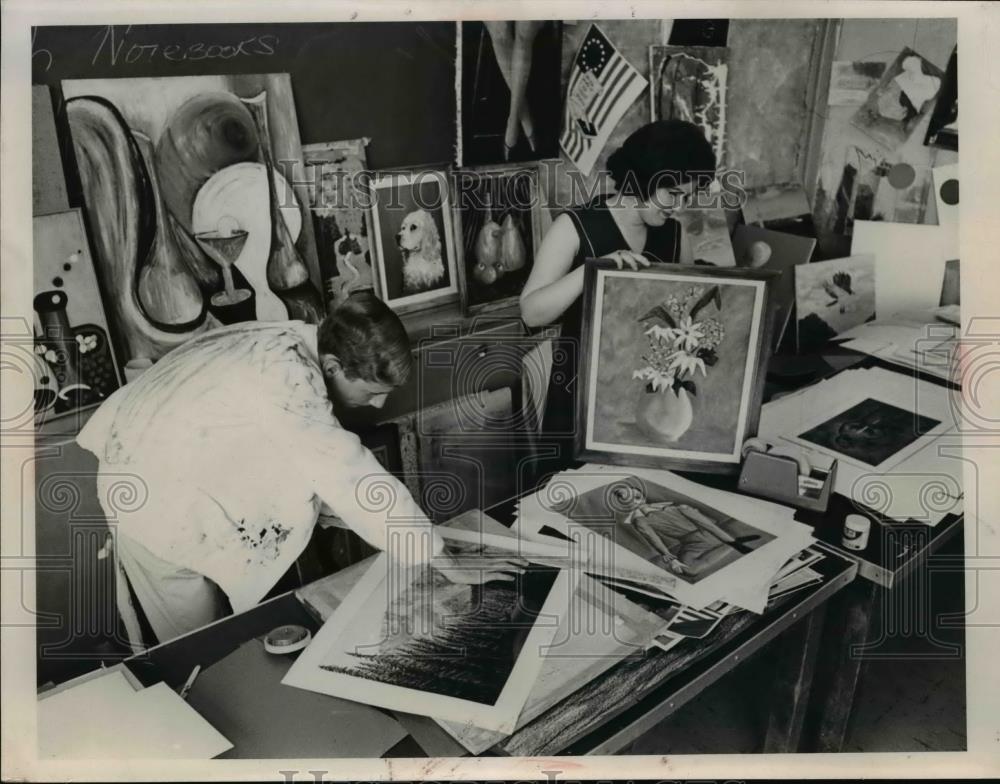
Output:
(519, 213), (584, 327)
(678, 221), (695, 264)
(520, 212), (652, 327)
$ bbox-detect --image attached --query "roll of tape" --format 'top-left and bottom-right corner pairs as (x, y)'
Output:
(264, 624), (312, 655)
(766, 445), (813, 477)
(740, 437), (771, 459)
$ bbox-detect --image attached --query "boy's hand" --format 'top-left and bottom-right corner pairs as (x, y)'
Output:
(433, 551), (530, 584)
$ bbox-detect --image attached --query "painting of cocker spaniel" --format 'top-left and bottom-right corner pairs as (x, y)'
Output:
(397, 209), (445, 293)
(371, 171), (458, 313)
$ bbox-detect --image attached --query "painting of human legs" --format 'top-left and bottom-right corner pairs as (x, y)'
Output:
(797, 397), (941, 468)
(552, 476), (775, 584)
(459, 21), (562, 165)
(578, 263), (772, 471)
(283, 528), (573, 733)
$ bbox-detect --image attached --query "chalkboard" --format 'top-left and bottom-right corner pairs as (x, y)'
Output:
(32, 22), (456, 170)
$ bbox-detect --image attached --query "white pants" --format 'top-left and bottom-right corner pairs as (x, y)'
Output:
(113, 532), (230, 647)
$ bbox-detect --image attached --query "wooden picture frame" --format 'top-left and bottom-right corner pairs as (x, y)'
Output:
(453, 163), (542, 315)
(576, 260), (776, 474)
(368, 170), (459, 315)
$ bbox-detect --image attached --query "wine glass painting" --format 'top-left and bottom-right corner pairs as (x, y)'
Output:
(61, 73), (324, 364)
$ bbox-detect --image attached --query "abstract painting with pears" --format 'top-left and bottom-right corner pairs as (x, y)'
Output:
(61, 74), (325, 366)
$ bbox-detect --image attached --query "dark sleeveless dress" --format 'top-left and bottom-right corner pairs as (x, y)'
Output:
(532, 198), (681, 480)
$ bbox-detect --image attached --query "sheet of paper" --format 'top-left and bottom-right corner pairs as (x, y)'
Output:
(514, 464), (813, 613)
(758, 367), (963, 524)
(39, 671), (232, 759)
(851, 220), (957, 318)
(283, 528), (579, 736)
(186, 640), (407, 758)
(932, 164), (959, 235)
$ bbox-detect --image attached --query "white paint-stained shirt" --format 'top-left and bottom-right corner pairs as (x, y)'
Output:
(77, 321), (443, 612)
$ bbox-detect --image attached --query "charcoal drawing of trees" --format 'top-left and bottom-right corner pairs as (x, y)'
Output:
(320, 564), (559, 705)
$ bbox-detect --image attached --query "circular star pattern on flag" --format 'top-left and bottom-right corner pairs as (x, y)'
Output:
(580, 35), (609, 72)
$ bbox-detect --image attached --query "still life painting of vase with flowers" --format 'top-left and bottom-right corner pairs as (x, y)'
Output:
(579, 263), (772, 471)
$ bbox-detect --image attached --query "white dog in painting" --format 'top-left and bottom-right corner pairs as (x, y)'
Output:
(396, 209), (445, 294)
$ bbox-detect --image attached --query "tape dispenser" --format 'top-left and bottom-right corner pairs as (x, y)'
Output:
(737, 436), (837, 512)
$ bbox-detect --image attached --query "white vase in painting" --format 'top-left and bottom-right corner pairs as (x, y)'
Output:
(635, 386), (694, 443)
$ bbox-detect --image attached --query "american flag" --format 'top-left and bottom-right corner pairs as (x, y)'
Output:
(560, 25), (648, 175)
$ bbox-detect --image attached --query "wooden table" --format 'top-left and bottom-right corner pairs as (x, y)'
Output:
(119, 488), (857, 757)
(393, 548), (856, 756)
(773, 352), (965, 752)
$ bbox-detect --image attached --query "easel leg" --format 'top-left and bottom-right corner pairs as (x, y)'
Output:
(763, 603), (827, 753)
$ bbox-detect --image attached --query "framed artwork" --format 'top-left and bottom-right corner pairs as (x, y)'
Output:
(302, 138), (374, 307)
(794, 254), (876, 352)
(649, 45), (729, 169)
(850, 48), (944, 150)
(62, 73), (325, 364)
(33, 209), (122, 424)
(369, 171), (459, 314)
(457, 21), (563, 166)
(282, 527), (576, 734)
(576, 261), (775, 473)
(731, 224), (816, 350)
(454, 164), (542, 314)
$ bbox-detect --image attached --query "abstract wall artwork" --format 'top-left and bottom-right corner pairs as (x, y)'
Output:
(282, 527), (575, 734)
(649, 45), (729, 169)
(32, 209), (121, 423)
(794, 254), (876, 352)
(797, 397), (941, 469)
(454, 165), (541, 314)
(459, 21), (563, 166)
(369, 171), (458, 313)
(827, 60), (888, 106)
(826, 143), (935, 236)
(62, 74), (324, 364)
(576, 262), (773, 472)
(302, 138), (374, 307)
(850, 48), (944, 151)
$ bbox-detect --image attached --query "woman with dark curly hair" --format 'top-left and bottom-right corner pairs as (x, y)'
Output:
(519, 120), (716, 477)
